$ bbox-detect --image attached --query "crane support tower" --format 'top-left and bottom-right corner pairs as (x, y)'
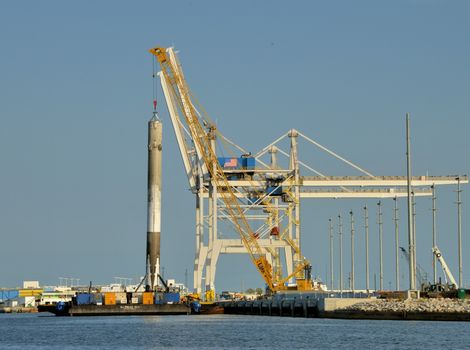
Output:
(149, 46), (467, 297)
(146, 116), (163, 290)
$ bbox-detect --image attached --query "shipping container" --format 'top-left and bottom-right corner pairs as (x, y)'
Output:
(0, 290), (19, 301)
(5, 300), (18, 307)
(131, 297), (139, 304)
(154, 292), (164, 305)
(19, 289), (43, 297)
(21, 296), (36, 307)
(115, 292), (126, 304)
(115, 292), (126, 300)
(163, 292), (180, 304)
(132, 292), (143, 303)
(76, 293), (94, 305)
(104, 292), (116, 305)
(244, 157), (256, 169)
(142, 292), (154, 305)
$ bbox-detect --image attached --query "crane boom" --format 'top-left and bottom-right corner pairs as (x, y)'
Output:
(432, 246), (458, 288)
(399, 247), (428, 287)
(150, 46), (309, 291)
(158, 71), (197, 190)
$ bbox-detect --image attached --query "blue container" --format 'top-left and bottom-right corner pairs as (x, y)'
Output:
(163, 292), (180, 304)
(244, 157), (256, 169)
(154, 292), (164, 305)
(76, 293), (94, 305)
(0, 290), (19, 301)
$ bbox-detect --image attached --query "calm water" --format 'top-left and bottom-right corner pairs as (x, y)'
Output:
(0, 313), (469, 349)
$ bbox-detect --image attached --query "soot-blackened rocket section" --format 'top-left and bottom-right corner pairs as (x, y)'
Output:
(146, 117), (162, 290)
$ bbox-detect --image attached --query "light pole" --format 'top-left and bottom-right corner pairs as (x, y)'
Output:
(457, 177), (463, 287)
(364, 205), (369, 291)
(338, 214), (343, 293)
(406, 113), (416, 290)
(378, 201), (383, 290)
(412, 192), (417, 288)
(350, 211), (355, 292)
(329, 218), (334, 290)
(394, 197), (399, 291)
(432, 185), (437, 284)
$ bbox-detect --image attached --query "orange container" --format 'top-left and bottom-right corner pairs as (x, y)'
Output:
(142, 292), (154, 305)
(104, 292), (116, 305)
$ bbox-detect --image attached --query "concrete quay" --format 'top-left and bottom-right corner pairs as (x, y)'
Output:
(221, 298), (317, 318)
(221, 294), (470, 321)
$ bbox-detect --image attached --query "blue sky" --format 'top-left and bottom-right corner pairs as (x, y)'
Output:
(1, 0), (469, 291)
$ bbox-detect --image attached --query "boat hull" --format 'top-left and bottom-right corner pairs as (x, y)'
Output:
(43, 303), (190, 316)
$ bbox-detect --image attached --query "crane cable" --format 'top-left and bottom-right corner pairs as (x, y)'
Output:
(152, 55), (158, 111)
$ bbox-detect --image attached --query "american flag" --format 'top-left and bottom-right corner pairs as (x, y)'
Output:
(224, 158), (238, 167)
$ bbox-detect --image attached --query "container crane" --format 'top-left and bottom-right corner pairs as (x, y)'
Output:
(432, 246), (458, 289)
(149, 46), (311, 292)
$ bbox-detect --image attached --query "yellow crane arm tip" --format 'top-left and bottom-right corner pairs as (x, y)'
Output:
(148, 47), (168, 63)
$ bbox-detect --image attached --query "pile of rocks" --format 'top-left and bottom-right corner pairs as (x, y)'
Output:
(343, 298), (470, 313)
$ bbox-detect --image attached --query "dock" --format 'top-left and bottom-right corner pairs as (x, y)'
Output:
(221, 293), (470, 321)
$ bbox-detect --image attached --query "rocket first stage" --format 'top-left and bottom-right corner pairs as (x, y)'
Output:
(146, 116), (162, 290)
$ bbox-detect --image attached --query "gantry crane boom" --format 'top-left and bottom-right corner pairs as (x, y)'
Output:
(150, 46), (309, 291)
(432, 246), (458, 288)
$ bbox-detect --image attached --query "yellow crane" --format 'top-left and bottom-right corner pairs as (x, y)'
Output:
(149, 46), (311, 292)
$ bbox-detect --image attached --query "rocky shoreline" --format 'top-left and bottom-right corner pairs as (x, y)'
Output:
(342, 298), (470, 313)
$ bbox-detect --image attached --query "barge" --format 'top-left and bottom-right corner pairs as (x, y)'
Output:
(38, 290), (194, 316)
(39, 303), (190, 316)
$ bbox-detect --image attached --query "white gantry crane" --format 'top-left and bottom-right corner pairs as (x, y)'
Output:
(152, 46), (467, 299)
